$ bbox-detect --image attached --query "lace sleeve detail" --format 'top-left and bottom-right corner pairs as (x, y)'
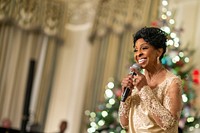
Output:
(118, 96), (131, 129)
(139, 80), (182, 130)
(119, 96), (131, 118)
(164, 77), (183, 119)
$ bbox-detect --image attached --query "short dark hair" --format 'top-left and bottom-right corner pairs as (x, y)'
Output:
(133, 27), (167, 60)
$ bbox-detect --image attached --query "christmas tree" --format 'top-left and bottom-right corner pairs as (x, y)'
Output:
(85, 78), (126, 133)
(152, 0), (200, 132)
(86, 0), (200, 132)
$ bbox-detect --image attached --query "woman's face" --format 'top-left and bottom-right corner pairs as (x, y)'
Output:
(134, 38), (160, 68)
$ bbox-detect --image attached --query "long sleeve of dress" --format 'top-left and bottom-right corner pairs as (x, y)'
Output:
(118, 96), (131, 129)
(119, 96), (132, 118)
(138, 77), (183, 130)
(118, 89), (140, 128)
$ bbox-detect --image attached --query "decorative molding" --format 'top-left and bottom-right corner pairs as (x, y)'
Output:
(0, 0), (13, 21)
(0, 0), (99, 34)
(89, 0), (149, 42)
(14, 0), (41, 30)
(0, 0), (66, 38)
(66, 0), (99, 25)
(42, 0), (65, 36)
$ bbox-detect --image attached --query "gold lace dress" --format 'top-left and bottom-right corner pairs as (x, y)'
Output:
(119, 70), (183, 133)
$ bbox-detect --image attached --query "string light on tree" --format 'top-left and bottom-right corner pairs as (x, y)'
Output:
(85, 78), (126, 133)
(151, 0), (199, 132)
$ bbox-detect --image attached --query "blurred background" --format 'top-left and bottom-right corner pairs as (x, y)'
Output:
(0, 0), (200, 133)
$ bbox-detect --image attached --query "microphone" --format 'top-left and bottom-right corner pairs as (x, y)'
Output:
(121, 63), (141, 102)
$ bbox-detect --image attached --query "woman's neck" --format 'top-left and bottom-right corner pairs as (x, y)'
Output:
(145, 65), (164, 79)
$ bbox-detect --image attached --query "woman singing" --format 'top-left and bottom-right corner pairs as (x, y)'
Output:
(119, 27), (183, 133)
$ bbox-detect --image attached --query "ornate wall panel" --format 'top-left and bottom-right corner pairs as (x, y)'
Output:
(0, 0), (66, 38)
(0, 0), (13, 21)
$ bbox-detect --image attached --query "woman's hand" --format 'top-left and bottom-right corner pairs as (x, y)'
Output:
(121, 74), (134, 95)
(130, 67), (148, 91)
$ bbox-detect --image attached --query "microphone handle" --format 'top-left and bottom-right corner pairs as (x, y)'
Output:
(121, 66), (139, 102)
(121, 87), (130, 102)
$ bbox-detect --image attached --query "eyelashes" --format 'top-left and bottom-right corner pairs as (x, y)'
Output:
(133, 46), (149, 53)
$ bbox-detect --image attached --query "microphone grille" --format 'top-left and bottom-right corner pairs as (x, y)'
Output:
(131, 63), (141, 71)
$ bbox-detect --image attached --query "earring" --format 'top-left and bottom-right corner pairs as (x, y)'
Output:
(157, 57), (160, 64)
